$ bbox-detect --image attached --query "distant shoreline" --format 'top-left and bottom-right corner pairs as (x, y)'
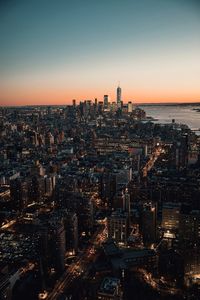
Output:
(139, 102), (200, 107)
(0, 102), (200, 108)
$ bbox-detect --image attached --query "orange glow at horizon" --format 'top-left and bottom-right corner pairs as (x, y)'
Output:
(0, 87), (199, 106)
(1, 0), (200, 107)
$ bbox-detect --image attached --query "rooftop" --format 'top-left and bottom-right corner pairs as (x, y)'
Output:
(99, 277), (120, 296)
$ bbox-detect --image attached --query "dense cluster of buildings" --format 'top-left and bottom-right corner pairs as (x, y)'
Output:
(0, 87), (200, 299)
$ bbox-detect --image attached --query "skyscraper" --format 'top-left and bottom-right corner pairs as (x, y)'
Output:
(108, 209), (128, 245)
(64, 212), (78, 255)
(141, 202), (157, 245)
(10, 178), (28, 211)
(116, 85), (122, 108)
(39, 221), (66, 276)
(103, 95), (109, 109)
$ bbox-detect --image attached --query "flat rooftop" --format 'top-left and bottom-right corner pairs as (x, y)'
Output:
(99, 277), (120, 296)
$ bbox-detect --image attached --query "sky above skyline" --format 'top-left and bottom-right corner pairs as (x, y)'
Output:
(0, 0), (200, 105)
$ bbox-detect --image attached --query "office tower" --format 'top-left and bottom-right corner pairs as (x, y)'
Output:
(100, 173), (113, 201)
(100, 173), (117, 208)
(39, 221), (66, 277)
(179, 209), (200, 248)
(104, 95), (109, 109)
(28, 176), (41, 202)
(161, 203), (180, 235)
(85, 100), (92, 112)
(180, 134), (189, 167)
(117, 85), (122, 108)
(141, 202), (157, 245)
(98, 101), (104, 114)
(39, 226), (49, 279)
(72, 99), (76, 107)
(173, 135), (189, 170)
(44, 175), (56, 196)
(108, 209), (128, 245)
(10, 178), (28, 211)
(64, 212), (78, 255)
(53, 222), (66, 272)
(49, 222), (66, 273)
(128, 101), (133, 113)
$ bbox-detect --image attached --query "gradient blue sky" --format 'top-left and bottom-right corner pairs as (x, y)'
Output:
(0, 0), (200, 105)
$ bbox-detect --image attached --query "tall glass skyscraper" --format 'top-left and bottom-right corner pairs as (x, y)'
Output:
(117, 85), (122, 108)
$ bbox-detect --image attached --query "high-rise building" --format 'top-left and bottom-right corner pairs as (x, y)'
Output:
(179, 209), (200, 247)
(141, 202), (157, 245)
(52, 222), (66, 272)
(48, 222), (66, 273)
(39, 221), (66, 277)
(44, 175), (56, 196)
(104, 95), (109, 109)
(108, 209), (128, 245)
(64, 212), (78, 255)
(28, 176), (41, 202)
(128, 101), (133, 113)
(10, 178), (28, 211)
(117, 85), (122, 108)
(173, 135), (189, 170)
(98, 101), (104, 114)
(161, 203), (181, 236)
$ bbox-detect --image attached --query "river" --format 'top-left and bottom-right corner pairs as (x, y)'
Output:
(139, 104), (200, 132)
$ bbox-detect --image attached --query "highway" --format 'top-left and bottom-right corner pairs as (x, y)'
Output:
(46, 225), (107, 300)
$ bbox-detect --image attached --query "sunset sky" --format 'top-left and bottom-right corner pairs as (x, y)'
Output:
(0, 0), (200, 106)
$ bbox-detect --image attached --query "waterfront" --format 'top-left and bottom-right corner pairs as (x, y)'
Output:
(140, 104), (200, 131)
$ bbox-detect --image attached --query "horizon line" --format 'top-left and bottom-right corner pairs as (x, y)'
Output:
(1, 101), (200, 108)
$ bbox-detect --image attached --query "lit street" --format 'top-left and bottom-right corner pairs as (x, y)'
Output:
(47, 225), (107, 300)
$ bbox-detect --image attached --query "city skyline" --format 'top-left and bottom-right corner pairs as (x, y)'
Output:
(0, 0), (200, 106)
